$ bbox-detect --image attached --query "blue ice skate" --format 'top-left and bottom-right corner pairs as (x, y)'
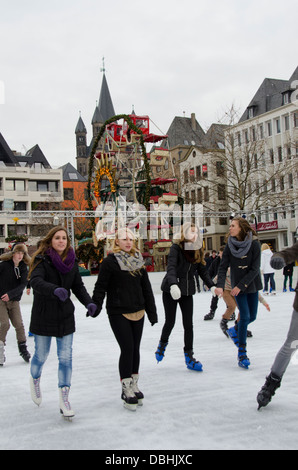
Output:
(238, 345), (250, 369)
(155, 341), (168, 363)
(227, 326), (239, 347)
(184, 350), (203, 371)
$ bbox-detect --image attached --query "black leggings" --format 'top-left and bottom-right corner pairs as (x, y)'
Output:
(109, 314), (144, 379)
(160, 292), (194, 351)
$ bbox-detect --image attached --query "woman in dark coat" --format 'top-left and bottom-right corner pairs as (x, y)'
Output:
(91, 228), (157, 411)
(28, 226), (96, 418)
(215, 217), (262, 369)
(155, 222), (215, 371)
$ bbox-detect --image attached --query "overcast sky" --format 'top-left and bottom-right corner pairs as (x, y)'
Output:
(0, 0), (297, 169)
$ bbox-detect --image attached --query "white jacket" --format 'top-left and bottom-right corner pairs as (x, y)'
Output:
(261, 248), (275, 274)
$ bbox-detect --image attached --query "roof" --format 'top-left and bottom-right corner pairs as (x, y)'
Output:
(97, 73), (116, 122)
(75, 116), (87, 134)
(162, 115), (206, 148)
(60, 162), (87, 182)
(19, 144), (51, 169)
(0, 133), (19, 165)
(239, 66), (298, 122)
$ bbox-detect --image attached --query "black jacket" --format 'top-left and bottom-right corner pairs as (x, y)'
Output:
(161, 244), (214, 296)
(29, 255), (93, 337)
(92, 253), (157, 324)
(272, 243), (298, 311)
(0, 259), (28, 301)
(217, 239), (262, 293)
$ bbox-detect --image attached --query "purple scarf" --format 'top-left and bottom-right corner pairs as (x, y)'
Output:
(46, 247), (76, 274)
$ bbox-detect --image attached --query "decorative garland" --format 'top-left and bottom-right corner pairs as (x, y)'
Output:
(87, 114), (151, 226)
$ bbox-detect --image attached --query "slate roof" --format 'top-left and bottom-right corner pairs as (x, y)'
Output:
(0, 133), (19, 165)
(60, 162), (87, 182)
(239, 66), (298, 122)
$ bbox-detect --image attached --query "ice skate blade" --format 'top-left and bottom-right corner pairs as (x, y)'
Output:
(137, 399), (143, 407)
(238, 361), (250, 369)
(122, 402), (137, 411)
(60, 409), (75, 420)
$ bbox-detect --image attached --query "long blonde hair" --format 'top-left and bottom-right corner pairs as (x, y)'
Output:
(175, 222), (205, 264)
(28, 226), (71, 278)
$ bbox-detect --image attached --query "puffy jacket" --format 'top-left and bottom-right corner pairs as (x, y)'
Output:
(161, 243), (214, 296)
(271, 243), (298, 311)
(261, 248), (275, 274)
(29, 255), (93, 337)
(92, 253), (157, 324)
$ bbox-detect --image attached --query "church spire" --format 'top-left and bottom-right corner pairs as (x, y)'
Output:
(97, 59), (116, 122)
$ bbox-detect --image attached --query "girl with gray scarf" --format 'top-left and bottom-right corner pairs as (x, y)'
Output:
(215, 217), (262, 369)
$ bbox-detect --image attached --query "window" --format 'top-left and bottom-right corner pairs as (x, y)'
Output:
(289, 173), (293, 189)
(267, 121), (272, 136)
(197, 188), (202, 203)
(269, 149), (274, 164)
(217, 184), (226, 200)
(183, 170), (188, 184)
(202, 164), (208, 178)
(14, 201), (26, 211)
(64, 188), (74, 200)
(216, 161), (224, 176)
(278, 146), (282, 162)
(196, 166), (201, 179)
(284, 115), (290, 131)
(204, 186), (209, 202)
(276, 118), (281, 134)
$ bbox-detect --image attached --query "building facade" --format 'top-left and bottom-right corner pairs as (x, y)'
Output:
(227, 66), (298, 250)
(0, 133), (63, 253)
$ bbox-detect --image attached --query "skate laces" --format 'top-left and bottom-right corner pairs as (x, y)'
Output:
(61, 388), (71, 409)
(33, 378), (41, 398)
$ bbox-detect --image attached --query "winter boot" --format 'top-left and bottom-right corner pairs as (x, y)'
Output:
(155, 340), (168, 362)
(227, 326), (239, 347)
(257, 372), (281, 410)
(0, 341), (6, 366)
(59, 386), (75, 419)
(131, 374), (144, 406)
(204, 311), (215, 320)
(121, 378), (138, 411)
(30, 376), (42, 406)
(220, 318), (229, 337)
(18, 341), (31, 363)
(184, 350), (203, 371)
(238, 344), (250, 369)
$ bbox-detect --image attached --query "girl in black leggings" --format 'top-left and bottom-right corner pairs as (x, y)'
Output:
(156, 223), (215, 371)
(91, 228), (157, 411)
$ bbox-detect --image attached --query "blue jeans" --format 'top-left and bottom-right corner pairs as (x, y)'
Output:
(30, 334), (73, 388)
(263, 273), (276, 292)
(235, 292), (259, 345)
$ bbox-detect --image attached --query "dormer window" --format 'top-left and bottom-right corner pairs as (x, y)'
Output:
(282, 91), (290, 105)
(248, 106), (256, 119)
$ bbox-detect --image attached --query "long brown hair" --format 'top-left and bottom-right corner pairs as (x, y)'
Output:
(175, 222), (205, 264)
(28, 226), (71, 278)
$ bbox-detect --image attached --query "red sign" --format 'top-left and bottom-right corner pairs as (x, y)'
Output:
(251, 220), (278, 231)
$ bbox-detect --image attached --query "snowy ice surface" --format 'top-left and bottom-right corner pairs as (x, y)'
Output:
(1, 269), (298, 451)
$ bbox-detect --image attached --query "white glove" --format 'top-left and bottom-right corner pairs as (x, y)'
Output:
(210, 286), (217, 297)
(170, 284), (181, 300)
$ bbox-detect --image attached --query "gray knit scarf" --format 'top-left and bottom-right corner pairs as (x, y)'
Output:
(114, 250), (145, 275)
(228, 231), (253, 258)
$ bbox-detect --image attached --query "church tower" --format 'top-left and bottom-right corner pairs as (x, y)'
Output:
(75, 114), (87, 176)
(75, 60), (116, 177)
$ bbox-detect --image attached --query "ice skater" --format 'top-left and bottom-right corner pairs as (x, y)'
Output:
(257, 241), (298, 410)
(215, 216), (262, 369)
(91, 228), (157, 411)
(155, 222), (215, 371)
(0, 243), (31, 366)
(28, 226), (96, 419)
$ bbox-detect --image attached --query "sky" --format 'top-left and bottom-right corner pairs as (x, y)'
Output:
(0, 0), (297, 169)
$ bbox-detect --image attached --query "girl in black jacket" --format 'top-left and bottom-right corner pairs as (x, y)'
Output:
(155, 223), (215, 371)
(215, 217), (262, 369)
(91, 228), (157, 411)
(28, 226), (96, 418)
